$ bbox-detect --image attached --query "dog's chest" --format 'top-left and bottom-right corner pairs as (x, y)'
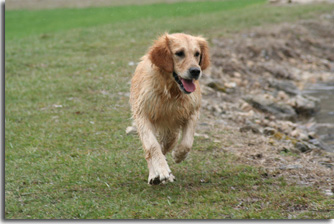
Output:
(145, 91), (199, 125)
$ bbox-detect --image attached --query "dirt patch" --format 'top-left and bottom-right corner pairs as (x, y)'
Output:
(199, 12), (334, 194)
(270, 0), (334, 4)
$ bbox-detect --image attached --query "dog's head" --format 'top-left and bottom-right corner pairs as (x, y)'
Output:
(149, 33), (210, 94)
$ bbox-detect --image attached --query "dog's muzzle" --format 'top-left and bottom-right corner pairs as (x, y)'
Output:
(173, 71), (196, 94)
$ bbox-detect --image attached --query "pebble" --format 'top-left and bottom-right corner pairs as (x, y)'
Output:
(207, 82), (226, 92)
(224, 82), (237, 88)
(291, 129), (300, 138)
(279, 164), (303, 170)
(263, 127), (276, 136)
(233, 72), (241, 78)
(299, 133), (309, 141)
(243, 94), (297, 120)
(126, 126), (137, 135)
(194, 133), (210, 139)
(324, 189), (334, 196)
(277, 90), (289, 101)
(241, 102), (252, 111)
(240, 125), (261, 134)
(295, 142), (312, 153)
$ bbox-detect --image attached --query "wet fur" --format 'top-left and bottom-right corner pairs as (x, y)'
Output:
(130, 33), (210, 185)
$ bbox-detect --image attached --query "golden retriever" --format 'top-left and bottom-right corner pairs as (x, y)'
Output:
(130, 33), (210, 185)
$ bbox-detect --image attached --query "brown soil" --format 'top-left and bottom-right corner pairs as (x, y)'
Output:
(199, 12), (334, 195)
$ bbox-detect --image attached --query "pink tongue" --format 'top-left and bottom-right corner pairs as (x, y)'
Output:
(181, 78), (196, 93)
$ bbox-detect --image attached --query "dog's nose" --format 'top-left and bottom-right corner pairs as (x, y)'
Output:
(189, 67), (201, 80)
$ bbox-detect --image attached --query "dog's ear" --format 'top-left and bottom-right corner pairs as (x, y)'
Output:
(197, 37), (210, 70)
(149, 34), (174, 73)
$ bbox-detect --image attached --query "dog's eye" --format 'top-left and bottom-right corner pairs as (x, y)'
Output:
(195, 52), (200, 57)
(175, 51), (185, 57)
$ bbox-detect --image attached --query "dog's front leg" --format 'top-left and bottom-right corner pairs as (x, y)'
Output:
(137, 118), (175, 185)
(172, 112), (199, 163)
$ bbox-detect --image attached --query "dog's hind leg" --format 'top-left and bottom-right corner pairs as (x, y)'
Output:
(161, 129), (179, 155)
(172, 112), (199, 163)
(136, 117), (175, 185)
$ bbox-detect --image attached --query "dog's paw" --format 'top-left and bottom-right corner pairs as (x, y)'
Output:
(172, 147), (190, 163)
(148, 172), (175, 185)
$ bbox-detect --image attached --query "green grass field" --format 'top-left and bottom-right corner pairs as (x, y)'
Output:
(5, 0), (334, 219)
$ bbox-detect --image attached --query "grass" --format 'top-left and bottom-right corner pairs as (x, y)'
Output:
(6, 0), (265, 40)
(5, 0), (334, 219)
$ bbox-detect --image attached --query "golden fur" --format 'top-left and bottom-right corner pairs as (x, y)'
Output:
(130, 33), (210, 185)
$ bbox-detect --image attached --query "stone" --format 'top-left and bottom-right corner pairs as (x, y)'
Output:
(224, 82), (237, 88)
(308, 131), (317, 139)
(268, 79), (299, 96)
(207, 82), (226, 92)
(194, 133), (209, 139)
(279, 165), (303, 170)
(288, 94), (320, 117)
(299, 133), (309, 141)
(240, 124), (261, 134)
(324, 189), (334, 196)
(291, 129), (300, 138)
(243, 94), (297, 120)
(309, 138), (332, 152)
(263, 127), (276, 136)
(295, 142), (312, 153)
(126, 126), (137, 135)
(233, 72), (241, 78)
(240, 102), (252, 111)
(277, 91), (289, 101)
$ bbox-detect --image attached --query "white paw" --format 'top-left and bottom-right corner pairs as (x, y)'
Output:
(148, 169), (175, 185)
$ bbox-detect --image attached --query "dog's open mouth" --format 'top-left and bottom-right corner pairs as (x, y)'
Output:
(173, 72), (196, 94)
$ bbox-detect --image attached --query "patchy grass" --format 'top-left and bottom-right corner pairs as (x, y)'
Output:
(5, 0), (334, 219)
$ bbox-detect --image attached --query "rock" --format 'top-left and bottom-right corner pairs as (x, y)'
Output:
(288, 94), (320, 116)
(240, 102), (252, 111)
(280, 147), (289, 153)
(201, 85), (216, 95)
(299, 133), (309, 141)
(268, 79), (300, 96)
(279, 165), (303, 170)
(277, 91), (289, 101)
(194, 133), (209, 139)
(290, 129), (309, 140)
(233, 72), (241, 78)
(291, 129), (300, 138)
(278, 120), (296, 132)
(295, 142), (312, 153)
(126, 126), (137, 135)
(261, 62), (294, 79)
(211, 104), (223, 114)
(207, 82), (227, 92)
(268, 121), (277, 128)
(324, 189), (334, 196)
(263, 127), (276, 136)
(224, 82), (237, 88)
(309, 138), (332, 152)
(240, 124), (261, 134)
(308, 131), (317, 139)
(213, 139), (221, 143)
(243, 94), (297, 120)
(251, 153), (263, 159)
